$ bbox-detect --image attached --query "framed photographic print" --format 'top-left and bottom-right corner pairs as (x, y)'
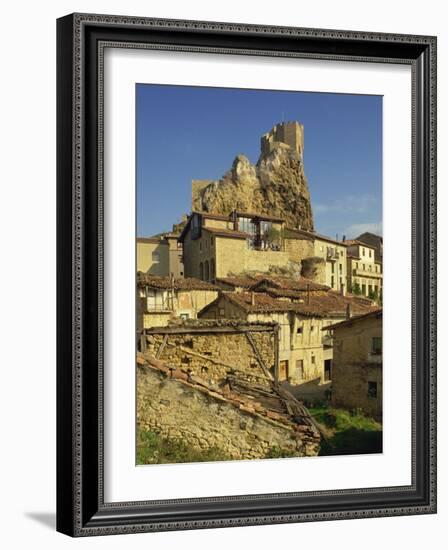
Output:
(56, 13), (437, 536)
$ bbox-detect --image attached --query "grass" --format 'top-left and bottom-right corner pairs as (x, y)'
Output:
(137, 429), (301, 464)
(308, 405), (382, 456)
(137, 428), (231, 465)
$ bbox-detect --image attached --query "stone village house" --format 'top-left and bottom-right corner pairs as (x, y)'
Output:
(179, 210), (349, 290)
(288, 228), (348, 293)
(198, 276), (377, 386)
(345, 239), (383, 300)
(323, 309), (383, 419)
(179, 210), (309, 282)
(137, 234), (184, 277)
(137, 273), (219, 335)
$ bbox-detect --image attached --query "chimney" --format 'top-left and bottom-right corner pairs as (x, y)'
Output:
(306, 284), (310, 304)
(251, 291), (255, 306)
(346, 303), (352, 319)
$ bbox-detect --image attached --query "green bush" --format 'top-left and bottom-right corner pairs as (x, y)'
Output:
(308, 406), (382, 456)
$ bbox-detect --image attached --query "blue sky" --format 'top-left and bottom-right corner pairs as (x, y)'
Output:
(136, 84), (382, 239)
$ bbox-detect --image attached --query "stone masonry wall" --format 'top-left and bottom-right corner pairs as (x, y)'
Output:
(145, 328), (275, 387)
(137, 365), (319, 460)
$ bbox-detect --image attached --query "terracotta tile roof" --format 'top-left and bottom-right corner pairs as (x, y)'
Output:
(288, 228), (348, 247)
(216, 275), (329, 292)
(344, 239), (363, 246)
(202, 227), (249, 239)
(137, 353), (320, 435)
(215, 276), (259, 288)
(249, 276), (330, 292)
(137, 273), (219, 291)
(136, 237), (168, 244)
(322, 309), (382, 331)
(223, 290), (377, 317)
(283, 228), (315, 241)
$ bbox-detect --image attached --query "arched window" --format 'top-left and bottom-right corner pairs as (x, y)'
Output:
(204, 260), (210, 282)
(199, 262), (204, 280)
(210, 258), (215, 282)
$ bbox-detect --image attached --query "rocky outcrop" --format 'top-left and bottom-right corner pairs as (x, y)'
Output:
(192, 123), (314, 231)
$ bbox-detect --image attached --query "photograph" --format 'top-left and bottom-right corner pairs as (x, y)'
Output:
(136, 84), (384, 464)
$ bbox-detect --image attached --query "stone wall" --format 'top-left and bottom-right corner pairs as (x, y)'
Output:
(144, 324), (276, 387)
(136, 241), (170, 275)
(331, 315), (382, 418)
(301, 256), (327, 285)
(332, 362), (382, 419)
(137, 364), (320, 460)
(216, 237), (292, 278)
(284, 236), (314, 263)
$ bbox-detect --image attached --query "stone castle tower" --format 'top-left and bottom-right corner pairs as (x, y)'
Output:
(191, 121), (314, 231)
(260, 121), (304, 160)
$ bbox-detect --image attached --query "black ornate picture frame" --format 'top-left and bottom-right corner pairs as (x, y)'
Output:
(56, 13), (437, 536)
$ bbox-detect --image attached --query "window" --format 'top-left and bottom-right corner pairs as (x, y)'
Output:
(204, 260), (210, 282)
(368, 381), (378, 398)
(331, 276), (334, 288)
(199, 262), (204, 280)
(179, 313), (190, 320)
(210, 237), (214, 246)
(310, 325), (315, 333)
(371, 336), (382, 355)
(331, 262), (335, 273)
(199, 242), (202, 252)
(219, 308), (225, 316)
(238, 217), (256, 235)
(362, 248), (365, 256)
(210, 258), (215, 281)
(369, 249), (372, 258)
(340, 251), (343, 257)
(339, 263), (342, 272)
(311, 355), (315, 364)
(296, 326), (303, 335)
(152, 251), (160, 263)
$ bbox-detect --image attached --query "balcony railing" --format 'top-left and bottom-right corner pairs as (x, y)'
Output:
(247, 237), (284, 252)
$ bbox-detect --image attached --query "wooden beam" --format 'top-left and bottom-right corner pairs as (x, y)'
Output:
(245, 331), (273, 381)
(156, 333), (169, 359)
(144, 324), (276, 335)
